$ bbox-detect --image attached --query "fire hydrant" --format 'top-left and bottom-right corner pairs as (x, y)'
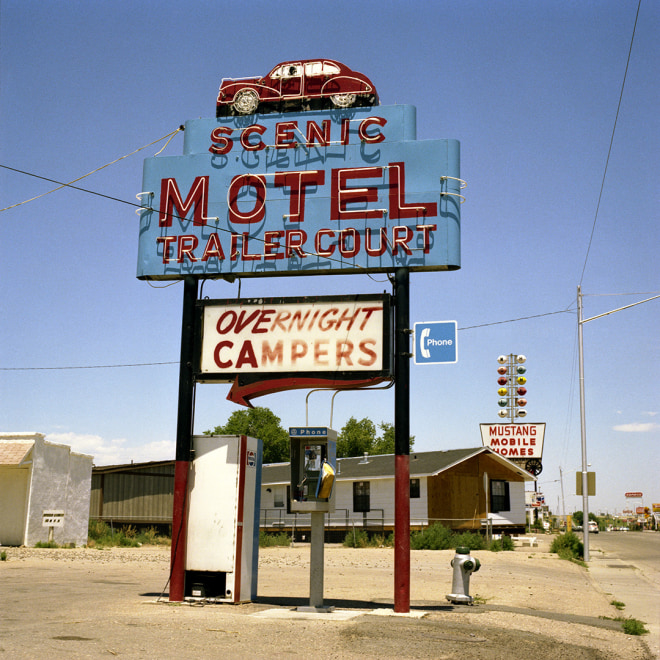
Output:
(446, 546), (481, 604)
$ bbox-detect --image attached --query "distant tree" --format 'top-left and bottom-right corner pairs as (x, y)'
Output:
(571, 511), (599, 527)
(205, 406), (289, 464)
(371, 422), (415, 455)
(337, 417), (376, 458)
(337, 418), (415, 457)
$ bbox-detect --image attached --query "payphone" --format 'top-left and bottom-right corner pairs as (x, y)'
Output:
(288, 427), (337, 611)
(289, 427), (337, 512)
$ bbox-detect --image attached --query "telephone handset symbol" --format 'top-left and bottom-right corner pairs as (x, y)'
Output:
(420, 328), (430, 359)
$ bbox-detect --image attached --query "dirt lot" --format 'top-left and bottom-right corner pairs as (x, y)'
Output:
(0, 537), (654, 659)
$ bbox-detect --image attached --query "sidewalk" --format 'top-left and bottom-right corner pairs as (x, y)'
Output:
(587, 547), (660, 659)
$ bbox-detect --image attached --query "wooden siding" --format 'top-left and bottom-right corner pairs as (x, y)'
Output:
(427, 454), (526, 529)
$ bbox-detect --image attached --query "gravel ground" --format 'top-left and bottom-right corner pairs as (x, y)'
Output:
(0, 537), (654, 659)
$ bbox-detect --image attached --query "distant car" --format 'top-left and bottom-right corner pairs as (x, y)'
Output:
(216, 59), (379, 117)
(588, 521), (599, 533)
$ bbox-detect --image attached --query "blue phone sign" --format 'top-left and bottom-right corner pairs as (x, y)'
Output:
(414, 321), (457, 364)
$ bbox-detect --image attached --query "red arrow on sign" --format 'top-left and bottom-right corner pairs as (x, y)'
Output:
(226, 374), (392, 407)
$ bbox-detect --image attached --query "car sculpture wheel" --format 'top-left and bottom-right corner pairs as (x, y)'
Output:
(232, 88), (260, 115)
(330, 93), (357, 108)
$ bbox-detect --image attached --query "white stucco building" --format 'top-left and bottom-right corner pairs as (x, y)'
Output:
(0, 432), (93, 546)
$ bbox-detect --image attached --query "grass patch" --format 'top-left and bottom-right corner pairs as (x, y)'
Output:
(0, 551), (7, 561)
(621, 618), (648, 635)
(34, 541), (59, 548)
(87, 521), (170, 548)
(343, 530), (394, 548)
(259, 531), (291, 547)
(610, 600), (625, 610)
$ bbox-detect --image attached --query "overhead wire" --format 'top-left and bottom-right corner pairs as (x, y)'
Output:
(578, 0), (641, 286)
(0, 127), (183, 213)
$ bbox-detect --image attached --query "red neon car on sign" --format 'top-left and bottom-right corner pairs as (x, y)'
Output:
(216, 59), (379, 117)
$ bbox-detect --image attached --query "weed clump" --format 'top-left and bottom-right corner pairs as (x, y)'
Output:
(550, 532), (583, 560)
(343, 530), (394, 548)
(87, 521), (170, 548)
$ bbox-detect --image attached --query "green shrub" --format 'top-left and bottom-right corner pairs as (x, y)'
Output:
(371, 533), (394, 548)
(1, 551), (7, 561)
(550, 532), (583, 560)
(88, 520), (113, 546)
(136, 527), (170, 546)
(490, 536), (514, 552)
(259, 531), (291, 547)
(34, 541), (59, 548)
(452, 531), (486, 551)
(118, 533), (140, 547)
(344, 529), (370, 548)
(410, 523), (454, 550)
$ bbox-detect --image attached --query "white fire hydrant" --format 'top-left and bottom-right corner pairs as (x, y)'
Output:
(446, 546), (481, 604)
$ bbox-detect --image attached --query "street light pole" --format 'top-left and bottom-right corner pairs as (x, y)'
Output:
(576, 286), (660, 562)
(577, 285), (590, 561)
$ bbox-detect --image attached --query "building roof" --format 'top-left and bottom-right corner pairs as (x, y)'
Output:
(87, 447), (536, 483)
(0, 440), (34, 466)
(262, 447), (536, 485)
(92, 460), (176, 474)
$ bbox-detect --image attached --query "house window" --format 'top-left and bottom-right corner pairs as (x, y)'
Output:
(490, 480), (510, 512)
(353, 481), (370, 513)
(273, 486), (284, 508)
(410, 478), (420, 498)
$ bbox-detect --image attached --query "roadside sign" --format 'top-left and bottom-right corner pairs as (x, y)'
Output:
(414, 321), (457, 364)
(479, 423), (545, 459)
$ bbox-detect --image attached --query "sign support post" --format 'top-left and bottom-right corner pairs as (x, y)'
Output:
(169, 275), (198, 602)
(394, 268), (411, 613)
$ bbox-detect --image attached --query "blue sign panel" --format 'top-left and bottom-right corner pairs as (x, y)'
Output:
(289, 427), (332, 437)
(137, 105), (461, 280)
(414, 321), (457, 364)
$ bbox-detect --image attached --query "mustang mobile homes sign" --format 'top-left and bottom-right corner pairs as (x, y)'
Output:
(137, 105), (461, 280)
(479, 423), (546, 459)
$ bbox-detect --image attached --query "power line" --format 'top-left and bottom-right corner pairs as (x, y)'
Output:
(458, 309), (571, 331)
(0, 362), (178, 372)
(0, 127), (183, 212)
(579, 0), (641, 285)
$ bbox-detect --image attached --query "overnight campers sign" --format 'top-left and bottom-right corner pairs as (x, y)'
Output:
(479, 423), (546, 459)
(195, 294), (391, 383)
(136, 105), (461, 280)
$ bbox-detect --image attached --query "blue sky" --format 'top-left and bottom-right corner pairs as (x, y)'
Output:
(1, 0), (658, 516)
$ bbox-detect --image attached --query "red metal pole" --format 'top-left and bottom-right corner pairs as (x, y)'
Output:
(169, 276), (197, 602)
(394, 453), (410, 610)
(394, 268), (411, 613)
(169, 460), (189, 601)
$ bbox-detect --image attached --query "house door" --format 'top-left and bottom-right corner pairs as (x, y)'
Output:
(0, 467), (29, 545)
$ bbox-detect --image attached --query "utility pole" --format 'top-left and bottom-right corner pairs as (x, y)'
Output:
(577, 286), (660, 562)
(577, 285), (590, 561)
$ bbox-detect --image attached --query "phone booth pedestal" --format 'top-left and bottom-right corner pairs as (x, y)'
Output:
(184, 435), (262, 603)
(289, 427), (337, 612)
